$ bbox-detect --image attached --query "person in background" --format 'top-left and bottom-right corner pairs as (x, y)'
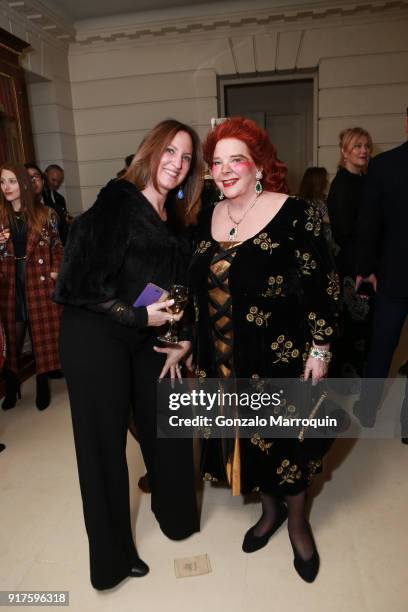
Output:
(44, 164), (73, 227)
(54, 119), (203, 590)
(326, 127), (373, 379)
(0, 164), (63, 411)
(116, 154), (135, 178)
(25, 163), (70, 246)
(354, 109), (408, 440)
(298, 166), (335, 251)
(190, 117), (339, 583)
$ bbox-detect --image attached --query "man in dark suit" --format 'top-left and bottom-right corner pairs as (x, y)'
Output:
(354, 109), (408, 440)
(44, 164), (72, 245)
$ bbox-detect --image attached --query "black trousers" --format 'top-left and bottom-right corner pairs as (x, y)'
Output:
(359, 293), (408, 428)
(60, 307), (199, 590)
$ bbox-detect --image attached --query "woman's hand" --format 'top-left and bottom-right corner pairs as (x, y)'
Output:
(146, 299), (183, 327)
(153, 340), (192, 379)
(0, 228), (10, 244)
(184, 352), (194, 373)
(50, 272), (58, 281)
(303, 343), (330, 385)
(303, 356), (328, 385)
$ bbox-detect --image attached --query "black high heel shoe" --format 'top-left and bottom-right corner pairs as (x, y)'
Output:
(36, 374), (50, 411)
(2, 371), (21, 411)
(289, 522), (319, 583)
(129, 557), (149, 577)
(242, 502), (288, 553)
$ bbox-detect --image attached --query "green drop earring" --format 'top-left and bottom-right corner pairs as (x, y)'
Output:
(255, 170), (263, 195)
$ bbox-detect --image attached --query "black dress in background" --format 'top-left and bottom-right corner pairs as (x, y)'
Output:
(327, 167), (372, 378)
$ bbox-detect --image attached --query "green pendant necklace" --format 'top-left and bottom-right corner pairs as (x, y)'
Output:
(227, 194), (260, 241)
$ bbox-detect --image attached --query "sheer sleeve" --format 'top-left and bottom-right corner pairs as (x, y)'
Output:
(87, 299), (148, 328)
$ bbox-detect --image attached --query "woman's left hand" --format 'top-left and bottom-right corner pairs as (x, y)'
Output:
(303, 356), (329, 386)
(154, 340), (192, 380)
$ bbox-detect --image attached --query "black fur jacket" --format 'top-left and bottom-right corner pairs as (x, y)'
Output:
(54, 179), (191, 308)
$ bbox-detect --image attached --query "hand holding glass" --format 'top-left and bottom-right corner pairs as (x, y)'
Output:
(157, 284), (188, 344)
(0, 224), (10, 244)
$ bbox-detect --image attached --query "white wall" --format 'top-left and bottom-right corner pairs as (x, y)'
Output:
(0, 1), (82, 213)
(3, 1), (408, 211)
(68, 4), (408, 208)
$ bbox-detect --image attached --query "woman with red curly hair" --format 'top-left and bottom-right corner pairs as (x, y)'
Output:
(189, 117), (339, 582)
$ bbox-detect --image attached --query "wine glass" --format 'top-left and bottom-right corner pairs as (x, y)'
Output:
(157, 284), (189, 344)
(0, 224), (10, 245)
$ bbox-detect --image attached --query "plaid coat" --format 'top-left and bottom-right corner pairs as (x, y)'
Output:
(0, 210), (63, 374)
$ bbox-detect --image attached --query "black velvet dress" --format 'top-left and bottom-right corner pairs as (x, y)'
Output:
(189, 196), (340, 496)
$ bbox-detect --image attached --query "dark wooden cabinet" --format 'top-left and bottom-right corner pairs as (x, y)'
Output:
(0, 28), (35, 165)
(0, 28), (36, 396)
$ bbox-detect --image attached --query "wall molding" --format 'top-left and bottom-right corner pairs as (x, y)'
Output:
(71, 0), (408, 47)
(3, 0), (408, 52)
(2, 0), (75, 47)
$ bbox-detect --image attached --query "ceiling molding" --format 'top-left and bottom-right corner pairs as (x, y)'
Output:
(2, 0), (408, 49)
(3, 0), (75, 46)
(72, 0), (408, 46)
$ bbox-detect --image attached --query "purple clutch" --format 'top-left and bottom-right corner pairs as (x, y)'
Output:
(133, 283), (169, 307)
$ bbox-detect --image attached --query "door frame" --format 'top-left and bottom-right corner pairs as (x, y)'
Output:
(218, 71), (318, 166)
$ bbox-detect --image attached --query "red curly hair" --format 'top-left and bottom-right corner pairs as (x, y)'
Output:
(203, 117), (289, 194)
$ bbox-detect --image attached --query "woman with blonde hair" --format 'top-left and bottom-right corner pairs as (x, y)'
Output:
(55, 119), (203, 590)
(327, 127), (373, 378)
(0, 163), (63, 410)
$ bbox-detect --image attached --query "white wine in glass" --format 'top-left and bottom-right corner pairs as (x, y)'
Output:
(157, 284), (188, 344)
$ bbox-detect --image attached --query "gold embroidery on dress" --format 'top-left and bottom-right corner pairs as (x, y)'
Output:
(305, 206), (322, 237)
(250, 433), (273, 455)
(253, 232), (280, 255)
(272, 399), (298, 419)
(295, 250), (317, 275)
(270, 335), (300, 363)
(277, 459), (302, 484)
(302, 341), (311, 364)
(246, 306), (271, 327)
(200, 427), (211, 439)
(195, 368), (207, 381)
(327, 271), (340, 301)
(307, 459), (322, 483)
(203, 472), (218, 482)
(262, 275), (284, 297)
(195, 240), (212, 255)
(307, 312), (334, 341)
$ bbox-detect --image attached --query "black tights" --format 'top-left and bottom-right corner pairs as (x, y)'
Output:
(254, 490), (313, 560)
(14, 322), (47, 386)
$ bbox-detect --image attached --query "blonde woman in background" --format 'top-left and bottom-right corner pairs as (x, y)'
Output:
(327, 127), (373, 379)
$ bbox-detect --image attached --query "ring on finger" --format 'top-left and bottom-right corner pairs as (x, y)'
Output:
(170, 316), (175, 324)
